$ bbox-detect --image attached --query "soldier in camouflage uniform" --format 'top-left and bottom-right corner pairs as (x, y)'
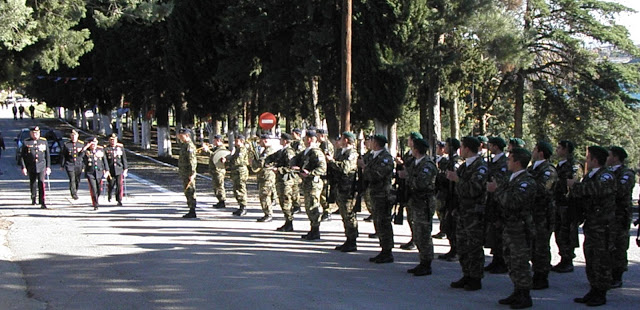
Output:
(484, 137), (510, 274)
(396, 132), (421, 250)
(201, 135), (228, 208)
(527, 141), (558, 290)
(568, 146), (616, 307)
(404, 138), (438, 276)
(606, 146), (635, 288)
(362, 135), (395, 263)
(229, 135), (250, 216)
(318, 129), (337, 221)
(327, 132), (359, 252)
(447, 136), (488, 291)
(488, 148), (536, 309)
(432, 140), (447, 237)
(274, 133), (297, 232)
(292, 130), (327, 240)
(256, 134), (278, 222)
(552, 140), (580, 273)
(437, 138), (461, 262)
(290, 128), (304, 214)
(360, 135), (375, 222)
(178, 129), (199, 218)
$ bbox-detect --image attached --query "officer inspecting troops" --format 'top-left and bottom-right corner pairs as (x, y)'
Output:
(552, 140), (580, 273)
(177, 128), (199, 218)
(447, 136), (488, 291)
(326, 131), (359, 252)
(484, 137), (510, 274)
(527, 141), (558, 290)
(402, 138), (438, 276)
(567, 146), (616, 307)
(61, 129), (85, 200)
(274, 133), (298, 232)
(487, 147), (536, 309)
(201, 135), (229, 209)
(292, 129), (327, 240)
(606, 146), (635, 288)
(362, 134), (395, 263)
(229, 134), (250, 216)
(256, 134), (278, 222)
(20, 126), (51, 209)
(104, 134), (128, 206)
(82, 137), (109, 210)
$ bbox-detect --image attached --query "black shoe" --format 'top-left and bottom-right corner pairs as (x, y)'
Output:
(232, 208), (247, 216)
(364, 215), (373, 222)
(409, 262), (432, 276)
(40, 204), (47, 209)
(32, 198), (36, 205)
(450, 276), (469, 289)
(301, 227), (320, 240)
(182, 212), (197, 218)
(400, 240), (416, 250)
(369, 253), (382, 262)
(531, 273), (549, 290)
(276, 221), (293, 232)
(213, 201), (226, 209)
(510, 289), (532, 309)
(108, 196), (111, 202)
(464, 277), (482, 291)
(551, 259), (574, 273)
(332, 210), (340, 214)
(93, 206), (99, 210)
(585, 289), (606, 307)
(574, 289), (595, 304)
(320, 213), (331, 222)
(292, 206), (301, 214)
(257, 215), (273, 222)
(499, 290), (519, 305)
(484, 261), (497, 272)
(438, 251), (458, 262)
(489, 262), (508, 274)
(368, 233), (378, 239)
(374, 251), (394, 264)
(432, 231), (446, 239)
(117, 201), (123, 206)
(72, 194), (79, 200)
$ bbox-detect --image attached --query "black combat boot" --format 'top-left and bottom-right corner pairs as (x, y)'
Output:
(499, 289), (519, 305)
(183, 208), (197, 218)
(301, 226), (320, 240)
(373, 249), (394, 264)
(368, 232), (378, 238)
(232, 205), (247, 216)
(464, 277), (482, 291)
(531, 272), (549, 290)
(400, 239), (416, 250)
(574, 288), (595, 303)
(213, 200), (226, 209)
(335, 238), (357, 252)
(320, 212), (332, 222)
(257, 215), (273, 222)
(432, 231), (446, 239)
(276, 220), (293, 232)
(510, 289), (532, 309)
(610, 270), (623, 288)
(585, 289), (607, 307)
(292, 206), (301, 214)
(551, 258), (574, 273)
(438, 250), (458, 262)
(450, 276), (470, 289)
(409, 261), (432, 276)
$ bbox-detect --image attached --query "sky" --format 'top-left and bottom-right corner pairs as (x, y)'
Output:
(612, 0), (640, 44)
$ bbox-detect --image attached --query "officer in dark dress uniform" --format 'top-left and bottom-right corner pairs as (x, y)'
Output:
(83, 137), (109, 210)
(61, 129), (85, 200)
(20, 126), (51, 208)
(104, 134), (128, 206)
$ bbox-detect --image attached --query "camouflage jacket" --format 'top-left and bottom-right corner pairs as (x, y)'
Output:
(527, 160), (558, 222)
(455, 156), (488, 207)
(494, 170), (536, 231)
(571, 167), (616, 227)
(178, 140), (198, 178)
(555, 158), (578, 207)
(363, 149), (394, 193)
(274, 145), (297, 181)
(488, 153), (509, 186)
(299, 147), (327, 182)
(228, 145), (249, 171)
(406, 156), (437, 200)
(203, 145), (228, 172)
(610, 164), (635, 222)
(328, 147), (358, 189)
(257, 146), (278, 180)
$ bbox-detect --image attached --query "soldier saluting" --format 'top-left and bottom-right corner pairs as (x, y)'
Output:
(104, 134), (128, 206)
(20, 126), (51, 209)
(61, 129), (85, 200)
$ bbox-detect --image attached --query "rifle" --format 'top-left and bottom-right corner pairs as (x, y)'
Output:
(393, 139), (406, 225)
(353, 141), (367, 213)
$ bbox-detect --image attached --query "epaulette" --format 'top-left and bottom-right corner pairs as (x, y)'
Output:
(96, 146), (104, 149)
(116, 143), (124, 147)
(77, 140), (84, 143)
(39, 137), (47, 141)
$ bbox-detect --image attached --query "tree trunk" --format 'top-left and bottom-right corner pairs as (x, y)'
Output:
(157, 126), (172, 157)
(419, 85), (429, 139)
(340, 0), (352, 133)
(141, 119), (151, 150)
(428, 81), (442, 149)
(311, 76), (321, 128)
(451, 97), (460, 139)
(133, 115), (140, 145)
(514, 70), (525, 138)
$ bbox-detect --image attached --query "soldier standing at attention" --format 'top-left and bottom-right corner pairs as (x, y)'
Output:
(104, 134), (128, 206)
(484, 137), (510, 274)
(292, 130), (326, 240)
(256, 134), (278, 222)
(362, 135), (395, 263)
(229, 134), (250, 216)
(432, 140), (447, 238)
(447, 136), (488, 291)
(527, 141), (558, 290)
(20, 126), (51, 209)
(437, 138), (461, 261)
(488, 147), (536, 309)
(396, 132), (421, 250)
(327, 132), (359, 252)
(552, 140), (580, 273)
(403, 138), (438, 276)
(178, 129), (198, 218)
(568, 146), (616, 307)
(61, 129), (85, 200)
(290, 128), (304, 214)
(318, 129), (337, 222)
(606, 146), (635, 288)
(82, 137), (109, 210)
(274, 133), (297, 232)
(201, 135), (228, 208)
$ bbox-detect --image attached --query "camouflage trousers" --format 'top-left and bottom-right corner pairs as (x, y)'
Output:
(210, 168), (226, 202)
(503, 222), (532, 290)
(583, 223), (612, 290)
(258, 173), (276, 216)
(409, 195), (435, 263)
(369, 188), (394, 251)
(291, 175), (302, 209)
(231, 167), (248, 207)
(182, 176), (196, 209)
(456, 206), (485, 279)
(610, 216), (632, 273)
(532, 221), (552, 275)
(320, 179), (338, 214)
(276, 176), (295, 221)
(554, 205), (579, 260)
(336, 187), (357, 240)
(302, 176), (323, 228)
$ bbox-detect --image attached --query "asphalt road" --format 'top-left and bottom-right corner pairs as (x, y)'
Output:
(1, 107), (639, 309)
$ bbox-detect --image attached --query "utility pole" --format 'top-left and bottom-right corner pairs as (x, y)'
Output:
(340, 0), (352, 132)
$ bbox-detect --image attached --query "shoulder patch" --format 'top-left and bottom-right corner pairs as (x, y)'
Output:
(544, 171), (551, 176)
(501, 167), (507, 172)
(478, 167), (487, 174)
(600, 173), (613, 182)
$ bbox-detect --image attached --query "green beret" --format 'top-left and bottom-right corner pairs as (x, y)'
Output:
(510, 147), (532, 161)
(476, 135), (488, 143)
(536, 141), (553, 157)
(509, 138), (526, 148)
(409, 131), (423, 141)
(588, 145), (609, 163)
(446, 138), (461, 150)
(373, 134), (387, 146)
(609, 146), (628, 161)
(342, 131), (356, 142)
(413, 138), (429, 149)
(488, 137), (506, 149)
(462, 136), (481, 150)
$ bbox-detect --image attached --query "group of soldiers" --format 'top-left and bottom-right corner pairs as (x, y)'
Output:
(20, 126), (128, 210)
(178, 127), (638, 309)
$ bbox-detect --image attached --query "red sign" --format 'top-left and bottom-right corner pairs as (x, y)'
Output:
(258, 112), (277, 130)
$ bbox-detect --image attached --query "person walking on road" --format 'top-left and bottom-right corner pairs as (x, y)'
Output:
(104, 134), (128, 206)
(229, 134), (249, 216)
(18, 104), (25, 120)
(12, 104), (18, 120)
(29, 104), (35, 119)
(82, 137), (109, 210)
(61, 129), (85, 200)
(20, 126), (51, 209)
(178, 128), (198, 218)
(201, 134), (228, 208)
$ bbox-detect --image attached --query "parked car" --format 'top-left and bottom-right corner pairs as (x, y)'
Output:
(15, 127), (65, 165)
